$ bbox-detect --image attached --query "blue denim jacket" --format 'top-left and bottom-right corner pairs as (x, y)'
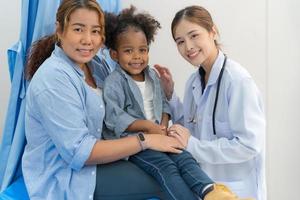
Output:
(102, 65), (170, 139)
(22, 45), (109, 200)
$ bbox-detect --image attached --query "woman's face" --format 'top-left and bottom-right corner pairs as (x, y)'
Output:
(57, 8), (103, 69)
(173, 19), (217, 67)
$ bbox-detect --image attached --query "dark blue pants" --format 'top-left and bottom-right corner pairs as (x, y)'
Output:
(129, 149), (214, 200)
(94, 160), (167, 200)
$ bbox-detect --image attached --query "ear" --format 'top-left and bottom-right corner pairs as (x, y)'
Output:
(55, 22), (62, 40)
(109, 49), (118, 62)
(211, 25), (218, 41)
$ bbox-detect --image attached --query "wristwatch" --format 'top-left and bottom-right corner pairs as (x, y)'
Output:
(137, 132), (147, 151)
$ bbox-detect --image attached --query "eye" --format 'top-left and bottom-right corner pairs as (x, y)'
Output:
(92, 29), (101, 35)
(176, 40), (184, 46)
(124, 49), (133, 54)
(191, 33), (199, 39)
(139, 48), (148, 53)
(73, 27), (83, 32)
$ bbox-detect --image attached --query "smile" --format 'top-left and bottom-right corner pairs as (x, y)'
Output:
(77, 49), (93, 56)
(187, 49), (201, 59)
(129, 63), (143, 68)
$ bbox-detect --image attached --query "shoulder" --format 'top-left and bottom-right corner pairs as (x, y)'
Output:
(103, 69), (126, 92)
(185, 70), (199, 86)
(224, 58), (252, 83)
(28, 55), (81, 95)
(104, 69), (124, 85)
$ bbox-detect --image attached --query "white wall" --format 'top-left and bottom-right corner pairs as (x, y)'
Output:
(267, 0), (300, 199)
(0, 0), (299, 199)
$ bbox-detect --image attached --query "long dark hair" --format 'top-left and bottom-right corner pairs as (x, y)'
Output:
(25, 0), (105, 80)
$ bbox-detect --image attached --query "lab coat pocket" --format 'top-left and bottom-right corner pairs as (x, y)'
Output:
(214, 120), (232, 138)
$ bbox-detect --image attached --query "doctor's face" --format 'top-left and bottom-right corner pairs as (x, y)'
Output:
(173, 19), (217, 68)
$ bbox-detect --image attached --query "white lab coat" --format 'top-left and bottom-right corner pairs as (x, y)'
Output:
(169, 51), (266, 200)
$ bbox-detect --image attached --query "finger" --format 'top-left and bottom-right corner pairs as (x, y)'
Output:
(153, 64), (165, 74)
(168, 148), (183, 154)
(169, 133), (185, 146)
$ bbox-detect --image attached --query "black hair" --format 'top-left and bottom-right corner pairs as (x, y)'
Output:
(104, 5), (161, 50)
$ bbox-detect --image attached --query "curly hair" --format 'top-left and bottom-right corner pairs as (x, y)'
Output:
(105, 5), (161, 50)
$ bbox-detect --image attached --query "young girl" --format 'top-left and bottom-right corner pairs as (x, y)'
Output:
(102, 6), (250, 200)
(155, 5), (265, 200)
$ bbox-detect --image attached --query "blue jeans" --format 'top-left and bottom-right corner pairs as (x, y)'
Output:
(129, 149), (214, 200)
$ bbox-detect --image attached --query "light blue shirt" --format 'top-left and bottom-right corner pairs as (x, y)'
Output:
(22, 46), (107, 200)
(169, 51), (266, 200)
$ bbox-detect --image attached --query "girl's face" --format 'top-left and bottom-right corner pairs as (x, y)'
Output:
(57, 8), (103, 69)
(173, 19), (217, 68)
(110, 28), (149, 81)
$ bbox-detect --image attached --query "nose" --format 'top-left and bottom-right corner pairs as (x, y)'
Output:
(132, 50), (141, 59)
(81, 32), (92, 45)
(185, 39), (194, 51)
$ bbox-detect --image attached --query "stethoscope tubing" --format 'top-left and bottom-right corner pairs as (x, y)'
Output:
(188, 56), (227, 136)
(212, 56), (227, 135)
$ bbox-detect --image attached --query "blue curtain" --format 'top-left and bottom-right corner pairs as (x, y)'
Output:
(0, 0), (120, 191)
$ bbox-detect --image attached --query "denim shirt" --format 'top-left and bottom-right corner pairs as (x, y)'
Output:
(102, 65), (170, 139)
(22, 45), (108, 200)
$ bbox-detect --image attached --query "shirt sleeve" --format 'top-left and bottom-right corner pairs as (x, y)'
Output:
(103, 77), (136, 137)
(168, 92), (184, 125)
(187, 78), (266, 164)
(34, 80), (97, 171)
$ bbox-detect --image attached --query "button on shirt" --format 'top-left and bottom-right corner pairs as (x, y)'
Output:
(22, 45), (107, 200)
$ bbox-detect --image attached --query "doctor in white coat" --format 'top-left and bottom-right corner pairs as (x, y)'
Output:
(155, 6), (266, 200)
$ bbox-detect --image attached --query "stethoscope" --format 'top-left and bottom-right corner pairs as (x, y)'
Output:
(188, 56), (227, 135)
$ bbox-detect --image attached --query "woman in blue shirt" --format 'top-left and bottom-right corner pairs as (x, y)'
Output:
(22, 1), (184, 199)
(155, 5), (266, 200)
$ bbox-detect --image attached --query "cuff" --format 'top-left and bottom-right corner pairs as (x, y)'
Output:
(69, 135), (97, 171)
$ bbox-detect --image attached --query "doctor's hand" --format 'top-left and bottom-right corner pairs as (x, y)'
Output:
(168, 124), (191, 149)
(154, 64), (174, 100)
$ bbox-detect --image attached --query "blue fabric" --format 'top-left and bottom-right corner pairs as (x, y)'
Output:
(130, 149), (213, 200)
(0, 0), (121, 193)
(0, 177), (29, 200)
(102, 65), (170, 139)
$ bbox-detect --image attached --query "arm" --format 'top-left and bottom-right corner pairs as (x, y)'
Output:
(160, 113), (169, 129)
(170, 78), (265, 164)
(127, 119), (167, 135)
(85, 133), (184, 165)
(154, 64), (184, 125)
(103, 76), (137, 137)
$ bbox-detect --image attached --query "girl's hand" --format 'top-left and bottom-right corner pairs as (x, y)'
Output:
(168, 124), (191, 148)
(144, 134), (183, 154)
(154, 64), (174, 100)
(145, 123), (167, 135)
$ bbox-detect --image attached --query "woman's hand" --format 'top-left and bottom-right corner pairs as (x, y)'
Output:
(168, 124), (191, 148)
(144, 134), (184, 154)
(154, 64), (174, 100)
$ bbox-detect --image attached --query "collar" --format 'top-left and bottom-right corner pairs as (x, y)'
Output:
(115, 64), (151, 80)
(53, 45), (87, 78)
(205, 50), (226, 87)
